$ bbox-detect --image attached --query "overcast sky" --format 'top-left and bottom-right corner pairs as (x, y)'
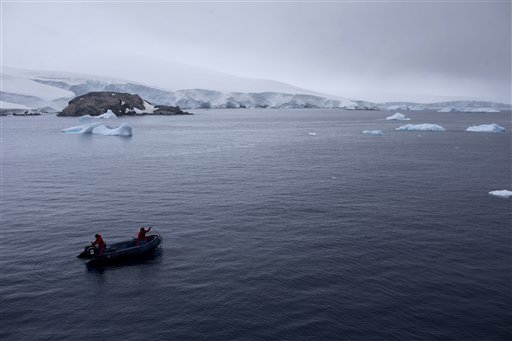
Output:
(2, 1), (511, 103)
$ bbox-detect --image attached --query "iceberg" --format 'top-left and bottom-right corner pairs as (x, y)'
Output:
(308, 132), (317, 136)
(97, 109), (118, 119)
(62, 122), (132, 136)
(465, 123), (505, 133)
(386, 112), (410, 121)
(362, 130), (383, 135)
(78, 109), (117, 122)
(78, 115), (93, 122)
(396, 124), (445, 131)
(438, 107), (458, 113)
(489, 190), (512, 198)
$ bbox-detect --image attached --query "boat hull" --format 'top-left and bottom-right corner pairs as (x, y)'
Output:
(83, 234), (162, 265)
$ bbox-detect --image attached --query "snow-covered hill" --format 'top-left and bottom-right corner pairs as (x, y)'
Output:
(1, 67), (355, 111)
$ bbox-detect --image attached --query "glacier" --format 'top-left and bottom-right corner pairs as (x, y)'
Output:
(362, 130), (383, 135)
(62, 122), (132, 136)
(465, 123), (505, 133)
(489, 190), (512, 198)
(2, 67), (355, 111)
(438, 107), (500, 113)
(396, 124), (445, 131)
(386, 113), (410, 121)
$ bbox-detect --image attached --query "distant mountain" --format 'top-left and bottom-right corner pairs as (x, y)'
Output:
(0, 67), (355, 111)
(1, 67), (509, 113)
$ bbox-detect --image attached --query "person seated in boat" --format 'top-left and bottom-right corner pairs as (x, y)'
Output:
(137, 227), (152, 244)
(92, 234), (106, 256)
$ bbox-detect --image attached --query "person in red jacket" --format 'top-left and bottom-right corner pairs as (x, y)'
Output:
(92, 234), (106, 256)
(137, 227), (151, 244)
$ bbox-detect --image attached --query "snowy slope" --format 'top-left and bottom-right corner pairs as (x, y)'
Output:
(1, 66), (355, 110)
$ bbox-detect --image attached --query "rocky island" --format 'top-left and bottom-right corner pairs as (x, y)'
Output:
(57, 92), (192, 117)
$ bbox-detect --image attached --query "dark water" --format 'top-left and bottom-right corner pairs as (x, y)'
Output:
(1, 109), (511, 340)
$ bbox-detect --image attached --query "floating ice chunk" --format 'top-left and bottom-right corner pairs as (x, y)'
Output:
(92, 123), (132, 136)
(308, 132), (317, 136)
(489, 190), (512, 198)
(465, 123), (505, 133)
(62, 122), (132, 136)
(62, 122), (102, 134)
(438, 107), (457, 113)
(78, 110), (117, 121)
(386, 113), (410, 121)
(79, 115), (93, 122)
(97, 109), (117, 119)
(396, 124), (445, 131)
(362, 130), (383, 135)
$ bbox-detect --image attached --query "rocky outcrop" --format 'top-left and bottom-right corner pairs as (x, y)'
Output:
(57, 92), (191, 117)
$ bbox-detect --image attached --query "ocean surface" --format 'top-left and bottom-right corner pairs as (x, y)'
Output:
(1, 109), (511, 340)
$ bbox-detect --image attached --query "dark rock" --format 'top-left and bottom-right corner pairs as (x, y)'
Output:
(58, 92), (192, 117)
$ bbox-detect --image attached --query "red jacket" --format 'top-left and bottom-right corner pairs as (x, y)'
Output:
(94, 235), (105, 248)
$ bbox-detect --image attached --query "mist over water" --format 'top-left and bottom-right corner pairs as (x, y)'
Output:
(1, 109), (511, 340)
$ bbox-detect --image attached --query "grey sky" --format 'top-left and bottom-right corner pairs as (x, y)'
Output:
(2, 1), (511, 103)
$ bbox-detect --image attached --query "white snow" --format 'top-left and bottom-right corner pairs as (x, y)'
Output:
(0, 100), (31, 110)
(133, 101), (156, 114)
(465, 123), (505, 133)
(62, 122), (132, 136)
(1, 72), (74, 101)
(386, 112), (410, 121)
(396, 124), (445, 131)
(2, 66), (356, 110)
(97, 109), (118, 119)
(489, 190), (512, 198)
(362, 130), (383, 135)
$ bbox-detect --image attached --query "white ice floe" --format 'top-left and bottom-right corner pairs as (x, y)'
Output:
(386, 112), (410, 121)
(489, 190), (512, 198)
(78, 110), (117, 122)
(78, 115), (93, 122)
(62, 122), (132, 136)
(97, 109), (117, 119)
(362, 130), (383, 135)
(465, 123), (505, 133)
(396, 124), (445, 131)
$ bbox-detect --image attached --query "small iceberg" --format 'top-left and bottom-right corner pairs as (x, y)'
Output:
(396, 124), (445, 131)
(79, 115), (93, 122)
(78, 110), (117, 122)
(362, 130), (383, 135)
(489, 190), (512, 198)
(438, 107), (457, 113)
(97, 110), (118, 119)
(386, 112), (410, 121)
(308, 132), (317, 136)
(466, 123), (505, 133)
(62, 122), (132, 136)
